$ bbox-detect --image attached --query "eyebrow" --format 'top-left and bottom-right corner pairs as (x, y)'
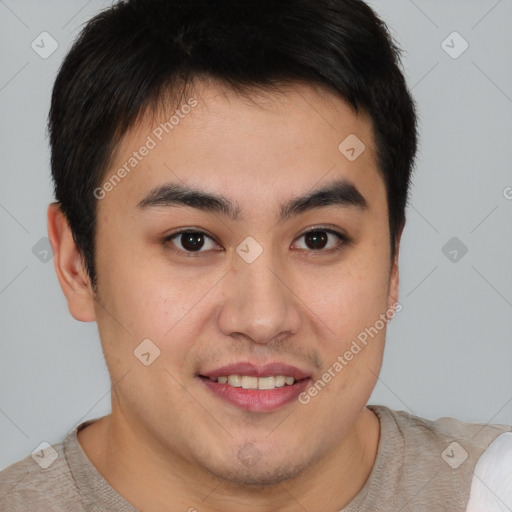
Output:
(136, 178), (368, 222)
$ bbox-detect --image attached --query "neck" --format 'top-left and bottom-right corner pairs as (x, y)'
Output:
(77, 407), (380, 512)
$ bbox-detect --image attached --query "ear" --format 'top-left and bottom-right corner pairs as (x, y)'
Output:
(387, 224), (403, 309)
(47, 202), (96, 322)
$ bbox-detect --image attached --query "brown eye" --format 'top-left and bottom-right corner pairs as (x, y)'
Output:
(180, 232), (205, 251)
(167, 230), (218, 253)
(293, 228), (348, 252)
(304, 231), (328, 250)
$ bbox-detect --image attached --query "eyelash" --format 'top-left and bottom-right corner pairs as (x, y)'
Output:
(163, 226), (350, 257)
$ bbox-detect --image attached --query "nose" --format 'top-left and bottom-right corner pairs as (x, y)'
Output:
(217, 250), (302, 345)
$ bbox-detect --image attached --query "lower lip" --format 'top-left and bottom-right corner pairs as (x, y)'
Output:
(199, 377), (311, 412)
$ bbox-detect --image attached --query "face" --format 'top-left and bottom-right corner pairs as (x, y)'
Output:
(89, 80), (399, 486)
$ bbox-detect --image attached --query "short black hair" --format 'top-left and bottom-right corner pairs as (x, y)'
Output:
(49, 0), (418, 291)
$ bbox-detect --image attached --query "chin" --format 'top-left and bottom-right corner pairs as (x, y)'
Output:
(200, 452), (316, 489)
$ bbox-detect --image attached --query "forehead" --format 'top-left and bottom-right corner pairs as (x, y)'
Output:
(99, 79), (384, 218)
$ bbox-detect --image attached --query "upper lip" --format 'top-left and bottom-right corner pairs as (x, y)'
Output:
(200, 362), (312, 380)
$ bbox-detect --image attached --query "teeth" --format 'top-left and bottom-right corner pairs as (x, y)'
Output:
(212, 375), (296, 389)
(258, 376), (275, 390)
(241, 376), (258, 389)
(275, 376), (286, 387)
(227, 375), (242, 387)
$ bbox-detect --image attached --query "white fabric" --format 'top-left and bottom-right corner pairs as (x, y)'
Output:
(466, 432), (512, 511)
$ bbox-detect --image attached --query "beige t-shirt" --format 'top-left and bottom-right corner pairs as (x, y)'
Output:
(0, 404), (510, 511)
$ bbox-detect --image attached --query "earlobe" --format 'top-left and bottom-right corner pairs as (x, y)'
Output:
(387, 227), (403, 309)
(387, 251), (400, 307)
(47, 202), (97, 322)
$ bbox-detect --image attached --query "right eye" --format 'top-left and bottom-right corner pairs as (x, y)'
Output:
(164, 230), (221, 255)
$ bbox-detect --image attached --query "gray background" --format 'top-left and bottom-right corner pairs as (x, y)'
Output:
(1, 0), (511, 471)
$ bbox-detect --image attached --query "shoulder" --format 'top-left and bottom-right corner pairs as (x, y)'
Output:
(367, 405), (511, 510)
(0, 437), (84, 511)
(371, 404), (511, 453)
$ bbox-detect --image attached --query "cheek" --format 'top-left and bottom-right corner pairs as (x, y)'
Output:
(96, 241), (227, 351)
(297, 255), (390, 343)
(92, 234), (173, 353)
(295, 263), (389, 412)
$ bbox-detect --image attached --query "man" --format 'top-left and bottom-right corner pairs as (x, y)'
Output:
(0, 0), (510, 511)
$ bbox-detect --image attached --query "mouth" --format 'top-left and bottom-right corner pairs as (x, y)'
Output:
(198, 362), (312, 412)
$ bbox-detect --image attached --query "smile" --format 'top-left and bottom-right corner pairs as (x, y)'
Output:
(198, 362), (312, 412)
(208, 375), (296, 390)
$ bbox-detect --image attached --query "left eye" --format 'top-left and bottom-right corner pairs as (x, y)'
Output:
(293, 229), (346, 251)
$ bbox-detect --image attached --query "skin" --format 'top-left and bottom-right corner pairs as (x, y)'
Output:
(48, 79), (402, 512)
